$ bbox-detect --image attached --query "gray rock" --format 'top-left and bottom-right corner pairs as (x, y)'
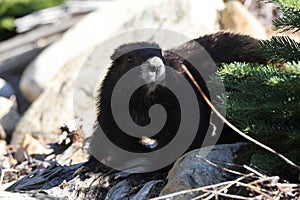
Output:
(160, 143), (249, 200)
(0, 78), (15, 98)
(19, 0), (224, 102)
(0, 96), (20, 137)
(11, 51), (91, 147)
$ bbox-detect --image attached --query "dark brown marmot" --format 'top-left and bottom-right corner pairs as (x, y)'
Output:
(90, 31), (267, 170)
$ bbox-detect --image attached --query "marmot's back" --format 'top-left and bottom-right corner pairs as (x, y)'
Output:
(169, 31), (267, 66)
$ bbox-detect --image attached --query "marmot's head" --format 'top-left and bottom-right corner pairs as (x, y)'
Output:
(110, 42), (166, 91)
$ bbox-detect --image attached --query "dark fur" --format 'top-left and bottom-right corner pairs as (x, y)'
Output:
(94, 32), (266, 154)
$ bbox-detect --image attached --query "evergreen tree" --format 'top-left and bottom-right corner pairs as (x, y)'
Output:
(216, 62), (300, 151)
(213, 0), (300, 181)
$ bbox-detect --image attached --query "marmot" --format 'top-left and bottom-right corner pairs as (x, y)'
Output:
(90, 31), (267, 170)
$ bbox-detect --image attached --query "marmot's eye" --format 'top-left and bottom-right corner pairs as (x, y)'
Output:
(127, 55), (134, 62)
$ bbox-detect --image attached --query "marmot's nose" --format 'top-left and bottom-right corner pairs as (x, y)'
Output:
(147, 57), (164, 72)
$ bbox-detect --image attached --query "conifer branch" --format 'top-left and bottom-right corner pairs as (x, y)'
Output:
(273, 8), (300, 32)
(182, 64), (300, 171)
(259, 36), (300, 62)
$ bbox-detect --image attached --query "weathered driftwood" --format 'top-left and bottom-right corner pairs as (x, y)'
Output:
(0, 0), (107, 78)
(0, 16), (82, 78)
(5, 158), (166, 199)
(0, 45), (47, 78)
(5, 126), (167, 199)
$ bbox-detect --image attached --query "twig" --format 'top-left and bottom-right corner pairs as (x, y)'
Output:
(243, 165), (266, 178)
(151, 177), (254, 200)
(236, 182), (274, 199)
(195, 174), (253, 200)
(248, 175), (279, 186)
(192, 192), (211, 199)
(181, 64), (300, 171)
(153, 171), (298, 200)
(200, 188), (255, 200)
(200, 158), (249, 177)
(277, 183), (300, 188)
(0, 169), (18, 188)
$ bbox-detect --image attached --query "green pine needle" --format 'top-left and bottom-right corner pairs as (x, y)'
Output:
(273, 8), (300, 32)
(211, 62), (300, 151)
(259, 36), (300, 62)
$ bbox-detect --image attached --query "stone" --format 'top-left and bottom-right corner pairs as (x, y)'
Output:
(10, 51), (91, 147)
(220, 0), (267, 39)
(0, 140), (6, 159)
(0, 78), (14, 98)
(19, 0), (224, 102)
(160, 143), (249, 199)
(0, 96), (20, 136)
(0, 125), (5, 139)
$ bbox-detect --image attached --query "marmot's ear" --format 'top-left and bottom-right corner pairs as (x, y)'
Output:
(110, 44), (129, 61)
(110, 48), (122, 61)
